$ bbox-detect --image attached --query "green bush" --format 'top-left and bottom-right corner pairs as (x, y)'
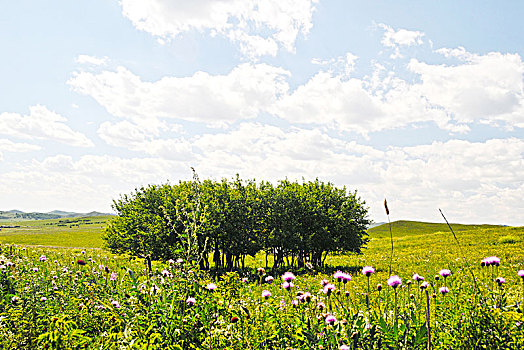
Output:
(103, 173), (370, 269)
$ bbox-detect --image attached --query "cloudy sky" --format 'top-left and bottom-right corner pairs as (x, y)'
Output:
(1, 1), (523, 226)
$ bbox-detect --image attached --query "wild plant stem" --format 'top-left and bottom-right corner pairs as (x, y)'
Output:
(387, 215), (393, 276)
(385, 199), (393, 276)
(439, 209), (479, 293)
(425, 289), (431, 350)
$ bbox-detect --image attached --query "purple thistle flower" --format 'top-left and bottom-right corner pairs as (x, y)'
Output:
(518, 270), (524, 279)
(420, 281), (429, 290)
(320, 279), (329, 286)
(495, 277), (506, 286)
(265, 276), (274, 283)
(39, 255), (47, 262)
(303, 292), (312, 302)
(323, 283), (336, 296)
(206, 283), (217, 291)
(186, 297), (196, 306)
(340, 345), (350, 350)
(439, 269), (451, 278)
(439, 286), (449, 294)
(282, 272), (296, 282)
(387, 275), (402, 289)
(362, 266), (375, 277)
(481, 256), (501, 267)
(412, 273), (424, 282)
(282, 281), (294, 290)
(325, 315), (337, 325)
(110, 272), (118, 281)
(242, 277), (248, 283)
(40, 296), (47, 302)
(334, 271), (345, 282)
(342, 273), (352, 284)
(262, 290), (271, 299)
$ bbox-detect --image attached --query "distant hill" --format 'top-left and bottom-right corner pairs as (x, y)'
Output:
(367, 220), (504, 237)
(0, 210), (113, 221)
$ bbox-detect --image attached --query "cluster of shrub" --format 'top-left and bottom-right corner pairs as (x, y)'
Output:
(103, 173), (370, 271)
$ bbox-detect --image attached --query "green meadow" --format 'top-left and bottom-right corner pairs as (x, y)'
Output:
(1, 216), (523, 348)
(0, 216), (112, 248)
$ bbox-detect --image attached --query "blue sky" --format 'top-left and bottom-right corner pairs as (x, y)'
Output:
(1, 1), (523, 226)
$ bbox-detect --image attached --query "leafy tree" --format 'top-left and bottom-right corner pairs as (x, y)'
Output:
(103, 174), (370, 270)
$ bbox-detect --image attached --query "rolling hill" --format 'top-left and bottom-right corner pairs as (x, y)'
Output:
(0, 210), (113, 221)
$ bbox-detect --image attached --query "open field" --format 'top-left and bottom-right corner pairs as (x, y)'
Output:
(0, 217), (523, 348)
(0, 216), (112, 248)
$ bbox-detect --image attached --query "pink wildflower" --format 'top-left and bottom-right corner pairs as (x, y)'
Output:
(282, 272), (296, 282)
(323, 283), (336, 296)
(439, 269), (451, 278)
(325, 315), (337, 325)
(412, 273), (424, 282)
(362, 266), (375, 276)
(387, 275), (402, 289)
(282, 281), (294, 290)
(110, 272), (118, 281)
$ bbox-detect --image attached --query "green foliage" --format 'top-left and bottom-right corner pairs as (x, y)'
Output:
(103, 174), (370, 269)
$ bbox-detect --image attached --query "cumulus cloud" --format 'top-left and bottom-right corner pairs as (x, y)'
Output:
(68, 63), (290, 126)
(0, 139), (41, 153)
(273, 61), (448, 135)
(408, 49), (524, 128)
(274, 47), (524, 134)
(119, 0), (318, 57)
(76, 54), (108, 66)
(378, 23), (425, 59)
(379, 23), (425, 47)
(0, 105), (93, 147)
(3, 126), (521, 224)
(0, 154), (192, 212)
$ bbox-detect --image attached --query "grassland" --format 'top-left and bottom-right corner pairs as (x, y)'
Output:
(0, 216), (112, 248)
(1, 217), (523, 348)
(1, 216), (522, 273)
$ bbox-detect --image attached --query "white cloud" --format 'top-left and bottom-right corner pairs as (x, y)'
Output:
(0, 154), (192, 212)
(408, 49), (524, 128)
(379, 23), (425, 47)
(273, 64), (447, 135)
(68, 64), (290, 126)
(70, 47), (524, 138)
(76, 54), (109, 66)
(0, 105), (93, 147)
(1, 124), (522, 225)
(119, 0), (317, 57)
(0, 138), (41, 153)
(274, 48), (524, 134)
(378, 23), (425, 59)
